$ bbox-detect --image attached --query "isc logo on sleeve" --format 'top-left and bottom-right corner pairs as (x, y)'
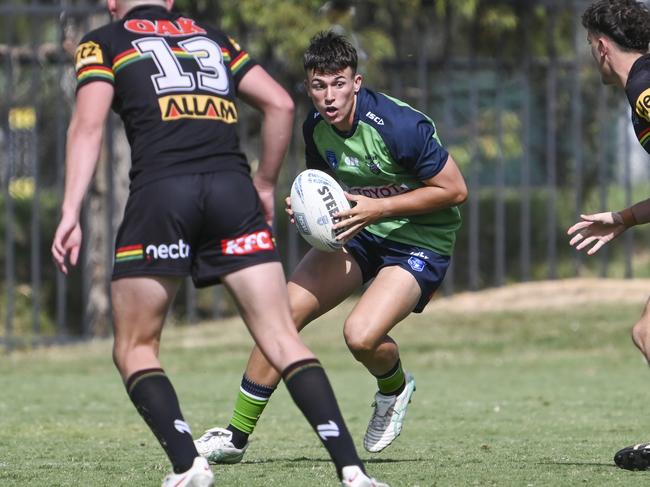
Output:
(636, 87), (650, 122)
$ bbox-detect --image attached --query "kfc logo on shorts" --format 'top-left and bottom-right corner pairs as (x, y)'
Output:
(145, 239), (190, 260)
(221, 229), (275, 255)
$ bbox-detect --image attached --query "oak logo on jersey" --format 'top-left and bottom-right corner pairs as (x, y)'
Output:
(124, 17), (206, 37)
(158, 95), (238, 122)
(636, 87), (650, 122)
(75, 41), (104, 70)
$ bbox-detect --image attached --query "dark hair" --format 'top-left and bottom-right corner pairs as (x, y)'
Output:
(303, 31), (358, 74)
(582, 0), (650, 52)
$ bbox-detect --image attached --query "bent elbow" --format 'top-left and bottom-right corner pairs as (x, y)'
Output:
(454, 183), (469, 206)
(274, 92), (295, 118)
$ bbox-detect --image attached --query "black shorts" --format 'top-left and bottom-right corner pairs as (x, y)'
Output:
(112, 171), (280, 287)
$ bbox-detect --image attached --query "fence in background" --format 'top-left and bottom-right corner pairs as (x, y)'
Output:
(2, 0), (650, 351)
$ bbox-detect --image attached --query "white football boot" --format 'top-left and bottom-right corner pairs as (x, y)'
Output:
(161, 456), (214, 487)
(341, 465), (390, 487)
(194, 426), (248, 464)
(363, 373), (416, 453)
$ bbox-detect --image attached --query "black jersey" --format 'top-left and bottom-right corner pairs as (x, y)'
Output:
(74, 5), (257, 189)
(626, 53), (650, 154)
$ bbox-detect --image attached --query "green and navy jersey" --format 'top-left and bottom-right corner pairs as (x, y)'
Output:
(303, 87), (461, 256)
(74, 5), (256, 189)
(627, 53), (650, 153)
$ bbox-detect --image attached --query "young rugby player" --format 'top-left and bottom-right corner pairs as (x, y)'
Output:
(568, 0), (650, 471)
(196, 30), (467, 466)
(51, 2), (386, 486)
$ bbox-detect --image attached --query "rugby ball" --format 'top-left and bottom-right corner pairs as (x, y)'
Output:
(290, 169), (351, 252)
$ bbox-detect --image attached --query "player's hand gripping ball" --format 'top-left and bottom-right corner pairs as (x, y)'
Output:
(290, 169), (351, 252)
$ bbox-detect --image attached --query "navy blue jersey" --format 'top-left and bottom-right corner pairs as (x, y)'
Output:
(74, 5), (257, 189)
(626, 53), (650, 153)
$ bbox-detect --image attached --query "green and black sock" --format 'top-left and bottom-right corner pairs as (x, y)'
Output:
(375, 359), (406, 396)
(227, 375), (276, 449)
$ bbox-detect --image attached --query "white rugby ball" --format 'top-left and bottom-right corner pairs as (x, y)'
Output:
(290, 169), (351, 252)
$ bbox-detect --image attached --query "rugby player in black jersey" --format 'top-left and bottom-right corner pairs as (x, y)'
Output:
(568, 0), (650, 471)
(51, 1), (386, 486)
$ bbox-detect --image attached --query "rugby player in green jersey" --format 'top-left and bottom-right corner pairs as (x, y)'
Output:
(568, 0), (650, 472)
(196, 31), (468, 473)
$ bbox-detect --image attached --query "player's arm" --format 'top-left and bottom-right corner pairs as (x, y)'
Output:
(334, 154), (467, 239)
(567, 198), (650, 255)
(238, 65), (295, 224)
(51, 82), (113, 274)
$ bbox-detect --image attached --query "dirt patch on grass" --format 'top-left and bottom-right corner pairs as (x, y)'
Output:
(428, 278), (650, 313)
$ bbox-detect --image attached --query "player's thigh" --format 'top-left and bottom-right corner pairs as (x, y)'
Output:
(288, 247), (363, 327)
(222, 261), (311, 370)
(345, 266), (420, 345)
(111, 275), (181, 342)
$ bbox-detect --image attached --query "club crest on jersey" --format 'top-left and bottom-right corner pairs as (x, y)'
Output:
(158, 95), (238, 122)
(365, 155), (381, 175)
(325, 150), (339, 169)
(124, 17), (206, 37)
(408, 256), (425, 272)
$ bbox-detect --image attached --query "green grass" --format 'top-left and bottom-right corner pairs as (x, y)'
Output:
(2, 296), (650, 486)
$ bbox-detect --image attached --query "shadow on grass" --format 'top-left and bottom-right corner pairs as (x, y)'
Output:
(536, 461), (616, 467)
(240, 457), (425, 465)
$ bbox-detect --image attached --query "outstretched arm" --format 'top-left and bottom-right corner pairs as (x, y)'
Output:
(238, 65), (295, 225)
(51, 82), (113, 274)
(567, 198), (650, 255)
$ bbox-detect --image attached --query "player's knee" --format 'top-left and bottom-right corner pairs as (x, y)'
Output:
(343, 323), (377, 359)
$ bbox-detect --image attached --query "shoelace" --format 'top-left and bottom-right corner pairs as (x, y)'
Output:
(197, 429), (229, 445)
(369, 400), (395, 428)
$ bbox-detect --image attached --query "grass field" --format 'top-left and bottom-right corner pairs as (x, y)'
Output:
(3, 279), (650, 486)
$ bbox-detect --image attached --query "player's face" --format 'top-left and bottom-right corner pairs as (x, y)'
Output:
(587, 32), (616, 85)
(306, 67), (363, 132)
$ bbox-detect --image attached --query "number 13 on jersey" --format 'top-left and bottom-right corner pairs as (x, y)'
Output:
(133, 36), (229, 95)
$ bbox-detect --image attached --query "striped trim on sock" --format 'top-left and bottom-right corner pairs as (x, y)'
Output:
(375, 359), (405, 396)
(282, 358), (322, 383)
(125, 368), (166, 395)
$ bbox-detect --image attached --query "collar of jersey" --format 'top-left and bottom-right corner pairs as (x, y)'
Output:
(628, 53), (650, 89)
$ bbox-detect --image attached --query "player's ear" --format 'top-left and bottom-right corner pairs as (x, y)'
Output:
(597, 36), (609, 58)
(166, 0), (174, 11)
(353, 73), (363, 93)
